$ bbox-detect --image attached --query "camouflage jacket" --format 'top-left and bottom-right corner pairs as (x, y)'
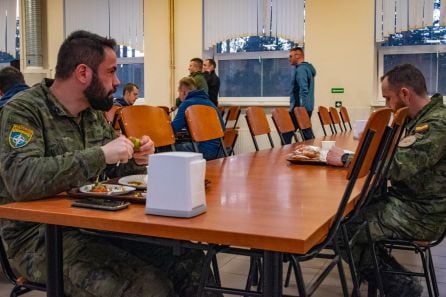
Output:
(383, 94), (446, 239)
(0, 79), (145, 252)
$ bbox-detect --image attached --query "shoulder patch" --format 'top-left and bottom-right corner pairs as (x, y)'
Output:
(415, 123), (429, 133)
(398, 135), (416, 148)
(9, 124), (33, 149)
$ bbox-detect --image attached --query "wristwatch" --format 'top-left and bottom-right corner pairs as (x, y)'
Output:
(341, 153), (349, 166)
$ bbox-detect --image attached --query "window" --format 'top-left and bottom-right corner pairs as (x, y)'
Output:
(115, 46), (144, 99)
(377, 0), (446, 104)
(0, 0), (19, 68)
(215, 36), (296, 105)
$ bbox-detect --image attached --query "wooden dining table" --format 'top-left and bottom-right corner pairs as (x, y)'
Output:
(0, 132), (361, 297)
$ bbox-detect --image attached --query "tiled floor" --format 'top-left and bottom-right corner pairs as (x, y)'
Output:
(1, 240), (445, 296)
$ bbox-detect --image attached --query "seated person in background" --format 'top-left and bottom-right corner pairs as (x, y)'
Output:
(172, 77), (225, 161)
(0, 30), (219, 297)
(113, 82), (139, 106)
(0, 66), (29, 109)
(173, 57), (209, 110)
(327, 64), (446, 297)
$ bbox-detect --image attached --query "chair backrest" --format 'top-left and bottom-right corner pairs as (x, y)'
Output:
(339, 106), (352, 130)
(293, 106), (312, 130)
(218, 106), (225, 118)
(104, 105), (123, 130)
(245, 106), (274, 151)
(157, 106), (171, 115)
(329, 107), (344, 132)
(225, 106), (241, 129)
(308, 108), (392, 257)
(318, 106), (335, 135)
(223, 128), (238, 155)
(185, 105), (228, 157)
(119, 105), (176, 149)
(271, 107), (298, 145)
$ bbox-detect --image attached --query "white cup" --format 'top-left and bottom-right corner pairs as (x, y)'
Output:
(321, 140), (336, 152)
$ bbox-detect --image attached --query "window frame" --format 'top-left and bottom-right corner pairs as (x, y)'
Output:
(377, 44), (446, 105)
(215, 49), (291, 106)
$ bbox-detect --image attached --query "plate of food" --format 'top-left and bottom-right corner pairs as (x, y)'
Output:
(118, 174), (147, 190)
(79, 183), (136, 196)
(287, 144), (326, 165)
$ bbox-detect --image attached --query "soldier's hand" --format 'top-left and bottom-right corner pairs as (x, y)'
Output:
(326, 146), (345, 167)
(101, 135), (134, 164)
(133, 135), (155, 165)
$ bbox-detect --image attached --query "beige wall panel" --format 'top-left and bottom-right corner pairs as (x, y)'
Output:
(305, 0), (377, 113)
(144, 0), (171, 106)
(173, 0), (202, 91)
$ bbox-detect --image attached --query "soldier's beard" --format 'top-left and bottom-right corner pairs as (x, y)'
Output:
(84, 72), (115, 111)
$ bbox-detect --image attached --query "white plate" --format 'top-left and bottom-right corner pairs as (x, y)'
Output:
(79, 184), (136, 196)
(118, 174), (147, 190)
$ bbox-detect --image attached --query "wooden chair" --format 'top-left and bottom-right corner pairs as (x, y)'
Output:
(293, 106), (315, 140)
(271, 107), (299, 145)
(119, 105), (176, 151)
(157, 106), (171, 116)
(224, 106), (241, 129)
(245, 106), (274, 151)
(104, 105), (123, 131)
(185, 105), (228, 158)
(339, 106), (353, 130)
(317, 106), (336, 135)
(329, 106), (344, 133)
(0, 237), (46, 296)
(282, 108), (392, 297)
(218, 106), (225, 118)
(223, 128), (238, 155)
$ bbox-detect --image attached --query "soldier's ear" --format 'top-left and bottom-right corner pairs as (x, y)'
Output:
(74, 64), (93, 85)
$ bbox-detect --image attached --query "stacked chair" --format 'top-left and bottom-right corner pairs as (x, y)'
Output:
(293, 107), (315, 140)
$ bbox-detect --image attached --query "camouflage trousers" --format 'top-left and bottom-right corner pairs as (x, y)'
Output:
(9, 225), (222, 297)
(342, 200), (423, 297)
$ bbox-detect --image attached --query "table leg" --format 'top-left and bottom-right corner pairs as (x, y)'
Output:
(45, 224), (63, 297)
(263, 251), (282, 297)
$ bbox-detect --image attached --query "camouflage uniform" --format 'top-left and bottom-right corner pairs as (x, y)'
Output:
(346, 94), (446, 296)
(0, 79), (220, 297)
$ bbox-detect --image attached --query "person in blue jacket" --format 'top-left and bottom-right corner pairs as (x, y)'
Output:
(171, 77), (225, 160)
(283, 47), (316, 143)
(0, 66), (29, 109)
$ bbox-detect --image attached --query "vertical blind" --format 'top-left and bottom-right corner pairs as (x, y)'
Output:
(0, 0), (17, 57)
(203, 0), (305, 49)
(376, 0), (440, 42)
(64, 0), (144, 52)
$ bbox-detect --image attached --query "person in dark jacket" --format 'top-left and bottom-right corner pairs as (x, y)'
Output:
(172, 77), (224, 160)
(113, 82), (139, 106)
(0, 66), (29, 109)
(203, 58), (220, 107)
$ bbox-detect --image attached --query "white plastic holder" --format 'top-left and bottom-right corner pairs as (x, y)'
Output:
(145, 152), (207, 217)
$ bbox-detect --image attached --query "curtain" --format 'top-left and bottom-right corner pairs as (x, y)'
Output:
(376, 0), (436, 42)
(0, 0), (17, 57)
(203, 0), (305, 49)
(64, 0), (143, 52)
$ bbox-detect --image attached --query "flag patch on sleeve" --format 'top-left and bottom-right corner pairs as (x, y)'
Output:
(9, 124), (33, 148)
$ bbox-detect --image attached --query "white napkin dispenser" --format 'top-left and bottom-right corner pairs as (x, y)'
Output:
(145, 152), (207, 217)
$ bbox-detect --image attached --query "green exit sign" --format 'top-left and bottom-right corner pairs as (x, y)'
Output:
(331, 87), (344, 94)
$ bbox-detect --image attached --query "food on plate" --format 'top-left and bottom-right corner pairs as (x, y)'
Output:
(129, 136), (141, 151)
(128, 181), (143, 186)
(90, 182), (109, 193)
(288, 144), (321, 160)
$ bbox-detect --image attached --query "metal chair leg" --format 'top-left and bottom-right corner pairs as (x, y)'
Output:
(341, 224), (361, 297)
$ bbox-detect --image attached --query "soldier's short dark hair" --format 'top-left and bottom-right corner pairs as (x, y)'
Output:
(190, 58), (203, 69)
(381, 64), (427, 96)
(0, 66), (25, 93)
(55, 30), (117, 79)
(122, 83), (139, 96)
(205, 58), (216, 68)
